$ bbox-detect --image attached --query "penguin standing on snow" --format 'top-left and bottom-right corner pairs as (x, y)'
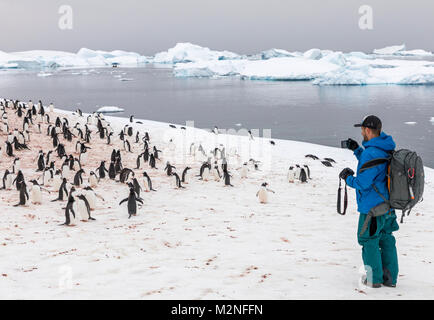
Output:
(83, 186), (104, 211)
(164, 161), (176, 176)
(142, 172), (156, 192)
(51, 178), (68, 202)
(173, 172), (185, 189)
(73, 169), (84, 187)
(149, 154), (157, 169)
(299, 167), (308, 183)
(119, 187), (143, 219)
(256, 182), (275, 204)
(75, 194), (95, 222)
(287, 166), (296, 183)
(12, 158), (20, 174)
(36, 151), (45, 172)
(60, 193), (78, 226)
(96, 161), (108, 180)
(1, 170), (13, 190)
(88, 171), (98, 188)
(14, 181), (29, 207)
(223, 169), (233, 187)
(13, 170), (25, 190)
(52, 170), (63, 191)
(29, 180), (49, 205)
(181, 167), (191, 183)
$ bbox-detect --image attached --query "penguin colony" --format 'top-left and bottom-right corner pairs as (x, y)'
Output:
(0, 97), (334, 225)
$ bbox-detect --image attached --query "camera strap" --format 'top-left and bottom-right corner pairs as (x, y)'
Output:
(337, 178), (348, 215)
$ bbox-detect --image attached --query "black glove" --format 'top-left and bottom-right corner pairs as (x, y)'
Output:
(339, 168), (354, 180)
(347, 138), (359, 151)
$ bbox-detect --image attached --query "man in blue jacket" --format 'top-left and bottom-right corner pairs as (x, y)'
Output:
(339, 115), (399, 288)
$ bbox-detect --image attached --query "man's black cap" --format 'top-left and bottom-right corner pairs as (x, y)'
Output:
(354, 115), (382, 130)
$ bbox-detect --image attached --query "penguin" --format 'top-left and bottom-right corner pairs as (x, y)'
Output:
(287, 166), (296, 183)
(136, 152), (144, 169)
(153, 146), (162, 160)
(197, 162), (210, 180)
(223, 169), (233, 187)
(323, 158), (336, 163)
(303, 165), (311, 179)
(240, 162), (249, 179)
(83, 186), (104, 211)
(119, 187), (143, 218)
(119, 168), (134, 184)
(108, 161), (116, 180)
(142, 172), (156, 192)
(96, 161), (108, 180)
(61, 158), (70, 177)
(52, 170), (63, 191)
(36, 151), (45, 172)
(49, 103), (54, 113)
(256, 182), (275, 204)
(149, 154), (157, 169)
(29, 180), (44, 205)
(76, 194), (95, 221)
(211, 163), (221, 181)
(73, 169), (84, 187)
(321, 160), (333, 167)
(13, 170), (24, 190)
(14, 181), (29, 207)
(299, 168), (308, 183)
(1, 170), (13, 190)
(45, 150), (53, 166)
(129, 115), (134, 123)
(88, 171), (98, 188)
(164, 162), (176, 176)
(127, 126), (133, 137)
(132, 178), (143, 198)
(173, 172), (184, 189)
(12, 158), (20, 174)
(123, 139), (131, 152)
(5, 141), (13, 157)
(51, 178), (68, 201)
(181, 167), (191, 183)
(61, 193), (78, 226)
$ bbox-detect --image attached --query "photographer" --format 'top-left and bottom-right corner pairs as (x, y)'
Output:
(340, 115), (399, 288)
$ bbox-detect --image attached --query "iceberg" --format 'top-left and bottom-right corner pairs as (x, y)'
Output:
(153, 42), (239, 64)
(0, 48), (149, 70)
(259, 48), (295, 60)
(303, 48), (322, 60)
(373, 44), (406, 55)
(96, 106), (125, 113)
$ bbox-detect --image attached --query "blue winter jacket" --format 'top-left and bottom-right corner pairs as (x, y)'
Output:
(345, 132), (396, 214)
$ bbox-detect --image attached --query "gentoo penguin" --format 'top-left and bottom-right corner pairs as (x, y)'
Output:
(108, 161), (116, 179)
(73, 169), (84, 187)
(49, 103), (54, 113)
(256, 182), (275, 204)
(299, 168), (308, 183)
(164, 162), (176, 176)
(5, 141), (13, 157)
(119, 187), (143, 218)
(129, 115), (134, 123)
(142, 172), (156, 192)
(52, 170), (63, 191)
(88, 171), (98, 188)
(61, 158), (70, 177)
(223, 169), (233, 187)
(83, 186), (104, 211)
(12, 158), (20, 174)
(181, 167), (191, 183)
(153, 146), (162, 160)
(303, 165), (311, 179)
(211, 163), (221, 181)
(96, 161), (108, 180)
(36, 151), (45, 172)
(75, 194), (95, 221)
(197, 162), (210, 180)
(61, 193), (78, 226)
(149, 154), (157, 169)
(136, 152), (144, 169)
(123, 139), (131, 152)
(240, 162), (249, 179)
(1, 170), (13, 190)
(13, 170), (25, 190)
(51, 178), (68, 201)
(14, 181), (29, 207)
(173, 172), (184, 189)
(29, 180), (43, 205)
(287, 166), (296, 183)
(132, 178), (143, 198)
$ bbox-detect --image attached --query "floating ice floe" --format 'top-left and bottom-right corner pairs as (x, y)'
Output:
(96, 106), (125, 113)
(405, 122), (417, 125)
(430, 117), (434, 122)
(373, 44), (407, 55)
(152, 42), (240, 64)
(119, 78), (134, 81)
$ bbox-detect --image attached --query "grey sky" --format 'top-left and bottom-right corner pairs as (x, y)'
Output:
(0, 0), (433, 55)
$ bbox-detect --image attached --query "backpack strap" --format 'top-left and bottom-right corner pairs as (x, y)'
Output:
(359, 157), (391, 173)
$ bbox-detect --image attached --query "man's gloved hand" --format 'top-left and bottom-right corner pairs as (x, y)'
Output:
(339, 168), (355, 180)
(347, 138), (359, 151)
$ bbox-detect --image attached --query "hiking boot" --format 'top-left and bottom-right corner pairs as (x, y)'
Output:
(382, 282), (396, 288)
(362, 276), (382, 288)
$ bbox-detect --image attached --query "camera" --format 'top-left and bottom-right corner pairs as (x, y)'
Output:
(341, 139), (350, 149)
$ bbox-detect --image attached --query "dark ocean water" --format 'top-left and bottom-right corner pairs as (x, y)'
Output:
(1, 66), (433, 167)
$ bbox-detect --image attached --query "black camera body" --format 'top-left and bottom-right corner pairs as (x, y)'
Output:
(341, 139), (350, 149)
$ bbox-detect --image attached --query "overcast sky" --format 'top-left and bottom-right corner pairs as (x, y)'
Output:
(0, 0), (433, 55)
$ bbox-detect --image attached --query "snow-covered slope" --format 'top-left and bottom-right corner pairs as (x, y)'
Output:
(0, 103), (433, 299)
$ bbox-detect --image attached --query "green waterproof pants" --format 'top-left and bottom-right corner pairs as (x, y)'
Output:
(357, 210), (399, 285)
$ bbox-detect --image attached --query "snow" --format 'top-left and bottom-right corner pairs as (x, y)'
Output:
(0, 102), (433, 299)
(303, 48), (323, 60)
(96, 106), (125, 113)
(152, 42), (240, 64)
